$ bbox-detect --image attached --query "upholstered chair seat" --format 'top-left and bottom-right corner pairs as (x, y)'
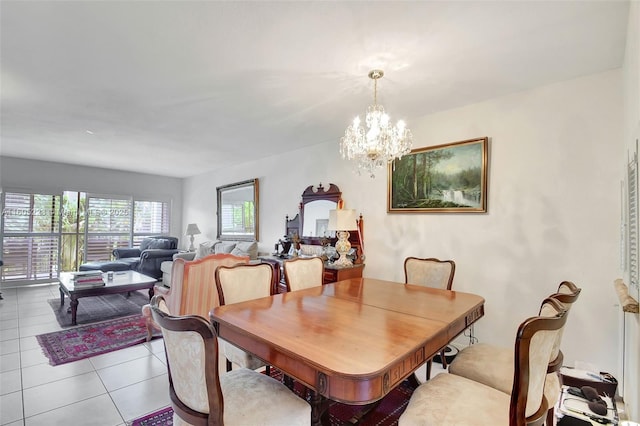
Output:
(400, 297), (568, 426)
(150, 295), (310, 426)
(215, 263), (276, 373)
(170, 368), (310, 426)
(447, 281), (581, 423)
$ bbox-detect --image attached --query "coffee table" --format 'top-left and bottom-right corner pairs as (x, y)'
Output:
(58, 270), (157, 325)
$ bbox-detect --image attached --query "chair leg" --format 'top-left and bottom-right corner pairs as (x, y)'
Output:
(284, 374), (294, 390)
(546, 406), (555, 425)
(145, 320), (154, 342)
(226, 359), (232, 372)
(440, 348), (448, 369)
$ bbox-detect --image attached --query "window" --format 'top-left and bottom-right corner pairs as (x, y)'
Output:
(1, 192), (61, 283)
(133, 200), (170, 246)
(1, 190), (171, 284)
(85, 195), (132, 262)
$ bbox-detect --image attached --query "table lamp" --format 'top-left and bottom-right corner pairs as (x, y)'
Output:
(185, 223), (201, 251)
(328, 209), (357, 266)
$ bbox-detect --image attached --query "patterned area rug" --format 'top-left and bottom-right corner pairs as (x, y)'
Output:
(36, 314), (158, 366)
(131, 368), (414, 426)
(47, 290), (150, 327)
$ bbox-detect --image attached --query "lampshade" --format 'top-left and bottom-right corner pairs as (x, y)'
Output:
(328, 209), (357, 231)
(185, 223), (201, 236)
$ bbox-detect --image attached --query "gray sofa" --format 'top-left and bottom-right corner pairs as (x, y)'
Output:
(160, 240), (258, 285)
(111, 236), (179, 279)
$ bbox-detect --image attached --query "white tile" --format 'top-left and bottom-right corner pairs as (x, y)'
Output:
(0, 352), (20, 372)
(0, 338), (20, 355)
(110, 374), (170, 421)
(22, 358), (94, 389)
(23, 371), (107, 417)
(0, 328), (19, 342)
(17, 302), (55, 319)
(24, 393), (123, 426)
(0, 390), (24, 425)
(97, 354), (167, 392)
(0, 309), (18, 321)
(3, 421), (25, 426)
(0, 319), (18, 330)
(20, 347), (49, 368)
(18, 321), (63, 338)
(18, 312), (57, 328)
(144, 337), (165, 354)
(0, 369), (22, 395)
(19, 336), (40, 352)
(89, 343), (152, 370)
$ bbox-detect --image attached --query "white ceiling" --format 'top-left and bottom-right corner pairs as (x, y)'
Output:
(0, 1), (630, 178)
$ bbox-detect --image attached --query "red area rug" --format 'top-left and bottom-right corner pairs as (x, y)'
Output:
(36, 314), (158, 366)
(131, 368), (413, 426)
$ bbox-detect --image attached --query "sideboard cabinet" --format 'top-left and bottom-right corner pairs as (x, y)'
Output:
(259, 256), (364, 293)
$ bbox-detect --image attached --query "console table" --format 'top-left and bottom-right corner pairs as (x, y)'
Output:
(259, 256), (365, 293)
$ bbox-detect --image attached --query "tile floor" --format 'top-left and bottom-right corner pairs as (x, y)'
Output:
(0, 283), (171, 426)
(0, 282), (445, 426)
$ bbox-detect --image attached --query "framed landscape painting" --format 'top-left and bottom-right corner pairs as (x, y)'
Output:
(387, 137), (489, 213)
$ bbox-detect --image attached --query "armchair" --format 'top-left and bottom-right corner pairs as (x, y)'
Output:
(112, 236), (179, 279)
(142, 253), (250, 341)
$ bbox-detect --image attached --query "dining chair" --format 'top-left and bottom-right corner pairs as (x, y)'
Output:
(141, 253), (249, 341)
(149, 295), (311, 426)
(399, 296), (568, 426)
(404, 256), (456, 380)
(215, 262), (276, 373)
(448, 281), (581, 424)
(283, 256), (325, 292)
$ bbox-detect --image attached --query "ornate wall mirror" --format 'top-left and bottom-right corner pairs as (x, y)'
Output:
(287, 183), (342, 241)
(285, 183), (364, 263)
(216, 178), (259, 241)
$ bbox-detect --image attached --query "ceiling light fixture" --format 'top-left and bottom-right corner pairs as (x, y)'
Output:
(340, 69), (413, 178)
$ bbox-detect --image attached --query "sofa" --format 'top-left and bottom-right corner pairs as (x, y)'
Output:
(160, 240), (258, 285)
(110, 236), (180, 279)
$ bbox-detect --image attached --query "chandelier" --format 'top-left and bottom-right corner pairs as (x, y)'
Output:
(340, 69), (413, 178)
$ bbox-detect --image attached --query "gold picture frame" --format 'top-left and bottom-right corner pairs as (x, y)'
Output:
(387, 137), (489, 213)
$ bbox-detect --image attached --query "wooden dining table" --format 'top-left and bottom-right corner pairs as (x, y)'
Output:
(210, 277), (485, 425)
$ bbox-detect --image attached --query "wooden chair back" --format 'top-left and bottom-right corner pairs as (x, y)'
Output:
(150, 295), (224, 426)
(172, 253), (249, 318)
(511, 297), (568, 426)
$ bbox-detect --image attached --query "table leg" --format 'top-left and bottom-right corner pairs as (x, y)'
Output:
(309, 391), (329, 426)
(59, 287), (65, 307)
(148, 287), (154, 300)
(70, 297), (79, 326)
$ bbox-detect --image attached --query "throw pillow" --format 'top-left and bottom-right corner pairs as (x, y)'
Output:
(214, 241), (236, 254)
(195, 241), (216, 260)
(232, 241), (258, 259)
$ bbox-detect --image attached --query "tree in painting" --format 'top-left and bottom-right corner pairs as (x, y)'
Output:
(391, 140), (485, 210)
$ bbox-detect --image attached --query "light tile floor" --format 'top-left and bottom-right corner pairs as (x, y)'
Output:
(0, 283), (447, 426)
(0, 283), (171, 426)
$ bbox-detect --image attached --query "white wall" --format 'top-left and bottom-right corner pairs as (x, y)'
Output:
(623, 0), (640, 420)
(0, 156), (184, 244)
(184, 69), (624, 379)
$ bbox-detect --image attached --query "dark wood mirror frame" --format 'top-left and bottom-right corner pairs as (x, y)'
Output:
(216, 178), (259, 242)
(286, 183), (364, 263)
